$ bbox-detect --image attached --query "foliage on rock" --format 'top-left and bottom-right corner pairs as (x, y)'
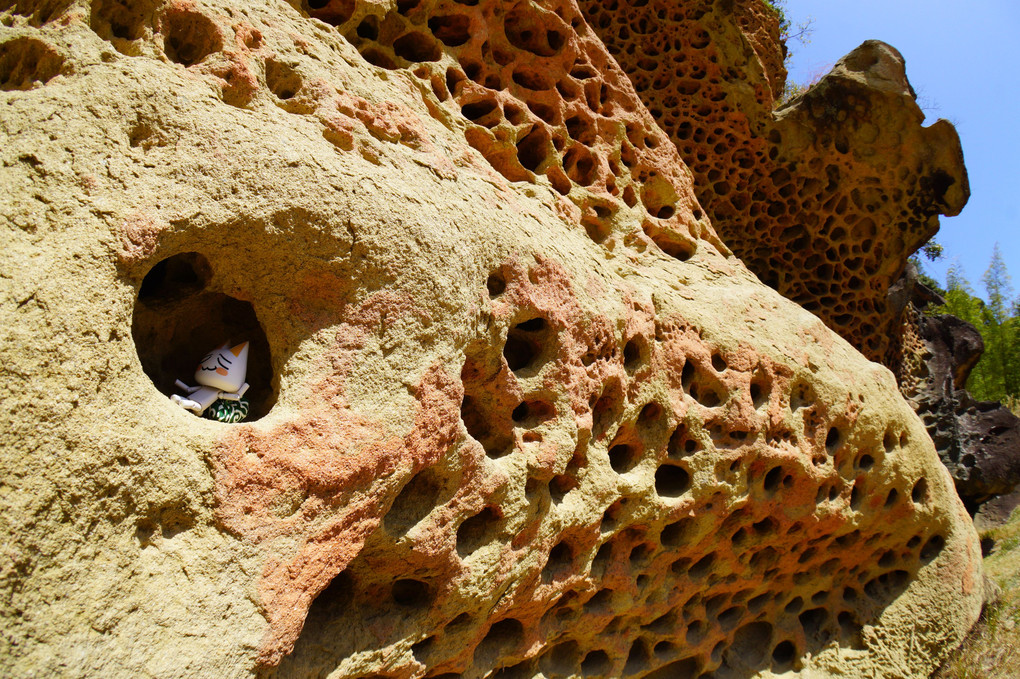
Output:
(933, 246), (1020, 405)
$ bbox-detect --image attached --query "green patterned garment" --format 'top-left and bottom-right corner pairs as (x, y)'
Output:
(203, 397), (250, 423)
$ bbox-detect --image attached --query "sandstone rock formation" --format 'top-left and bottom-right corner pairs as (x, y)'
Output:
(1, 1), (984, 678)
(579, 1), (968, 365)
(580, 0), (1020, 513)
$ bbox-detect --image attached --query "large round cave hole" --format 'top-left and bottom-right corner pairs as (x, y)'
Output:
(132, 252), (276, 421)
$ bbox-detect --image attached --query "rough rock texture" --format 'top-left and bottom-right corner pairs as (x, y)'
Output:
(894, 277), (1020, 511)
(0, 1), (984, 678)
(580, 0), (1020, 512)
(974, 487), (1020, 533)
(579, 1), (969, 364)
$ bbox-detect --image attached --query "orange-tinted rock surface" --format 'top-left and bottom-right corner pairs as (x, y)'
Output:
(0, 1), (984, 678)
(581, 1), (969, 363)
(580, 0), (1020, 512)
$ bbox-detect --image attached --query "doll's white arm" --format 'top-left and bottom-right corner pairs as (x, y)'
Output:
(175, 379), (200, 394)
(219, 383), (250, 401)
(170, 394), (202, 411)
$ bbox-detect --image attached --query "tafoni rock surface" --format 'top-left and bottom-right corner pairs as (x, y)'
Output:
(1, 1), (984, 678)
(580, 0), (968, 365)
(580, 0), (1020, 513)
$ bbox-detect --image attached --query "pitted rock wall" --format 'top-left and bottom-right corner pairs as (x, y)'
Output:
(0, 1), (983, 678)
(580, 0), (968, 364)
(579, 0), (1020, 511)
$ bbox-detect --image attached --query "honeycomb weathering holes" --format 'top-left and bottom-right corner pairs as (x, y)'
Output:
(4, 2), (983, 677)
(581, 2), (967, 362)
(302, 0), (722, 256)
(132, 252), (276, 421)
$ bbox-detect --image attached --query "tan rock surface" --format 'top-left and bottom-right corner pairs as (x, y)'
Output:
(580, 0), (1020, 518)
(1, 1), (982, 678)
(580, 1), (968, 363)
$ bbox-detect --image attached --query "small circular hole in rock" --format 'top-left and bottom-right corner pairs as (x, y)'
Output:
(623, 337), (644, 370)
(655, 465), (690, 497)
(487, 272), (506, 297)
(911, 478), (929, 504)
(392, 578), (431, 607)
(825, 426), (841, 451)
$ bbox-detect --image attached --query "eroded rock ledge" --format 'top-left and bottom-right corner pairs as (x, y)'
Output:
(0, 1), (983, 678)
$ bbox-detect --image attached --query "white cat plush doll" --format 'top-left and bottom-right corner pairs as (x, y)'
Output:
(171, 342), (250, 419)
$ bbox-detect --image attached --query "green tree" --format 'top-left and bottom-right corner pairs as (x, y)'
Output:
(935, 248), (1020, 403)
(911, 238), (947, 296)
(941, 261), (982, 325)
(981, 244), (1019, 398)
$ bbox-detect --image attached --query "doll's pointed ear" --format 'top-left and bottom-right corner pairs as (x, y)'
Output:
(230, 342), (248, 357)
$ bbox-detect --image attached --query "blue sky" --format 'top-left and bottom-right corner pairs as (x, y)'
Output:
(781, 0), (1019, 300)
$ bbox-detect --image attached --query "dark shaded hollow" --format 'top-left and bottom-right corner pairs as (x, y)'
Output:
(457, 506), (502, 557)
(655, 464), (691, 497)
(132, 252), (276, 420)
(393, 31), (441, 62)
(265, 58), (303, 100)
(90, 0), (155, 43)
(504, 317), (554, 373)
(384, 466), (445, 536)
(305, 0), (356, 26)
(608, 443), (639, 473)
(0, 36), (65, 91)
(392, 578), (431, 607)
(475, 618), (525, 663)
(486, 271), (506, 296)
(162, 9), (222, 67)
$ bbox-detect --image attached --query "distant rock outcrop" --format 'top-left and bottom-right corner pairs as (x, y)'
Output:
(0, 1), (984, 678)
(895, 276), (1020, 511)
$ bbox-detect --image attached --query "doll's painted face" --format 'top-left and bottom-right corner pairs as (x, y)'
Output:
(195, 342), (249, 392)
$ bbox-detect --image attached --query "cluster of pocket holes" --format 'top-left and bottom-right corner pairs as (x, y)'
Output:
(3, 2), (961, 677)
(87, 0), (223, 66)
(294, 0), (701, 261)
(4, 1), (269, 113)
(579, 0), (961, 362)
(281, 263), (949, 678)
(9, 0), (706, 261)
